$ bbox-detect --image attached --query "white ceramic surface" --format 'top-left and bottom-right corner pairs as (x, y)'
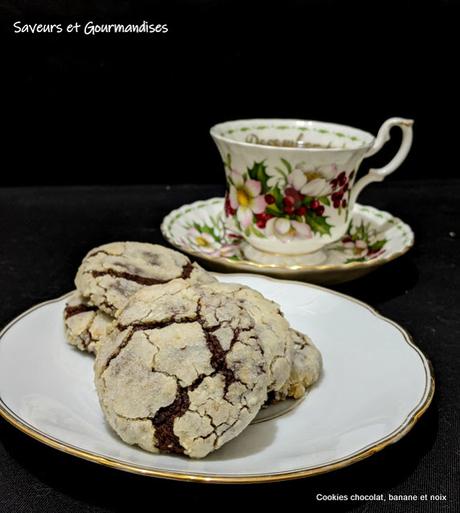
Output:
(211, 118), (413, 254)
(0, 275), (433, 483)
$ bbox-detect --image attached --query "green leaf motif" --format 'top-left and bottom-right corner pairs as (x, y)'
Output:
(247, 161), (269, 191)
(280, 158), (292, 174)
(319, 196), (331, 207)
(273, 167), (288, 186)
(307, 212), (333, 236)
(249, 225), (265, 238)
(224, 153), (232, 171)
(347, 219), (354, 234)
(351, 221), (369, 243)
(243, 223), (267, 239)
(368, 239), (387, 252)
(266, 204), (282, 216)
(345, 257), (367, 263)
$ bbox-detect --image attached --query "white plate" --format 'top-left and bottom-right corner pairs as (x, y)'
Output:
(0, 274), (433, 483)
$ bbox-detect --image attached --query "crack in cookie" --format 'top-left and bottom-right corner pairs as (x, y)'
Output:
(198, 283), (295, 393)
(64, 303), (98, 319)
(151, 387), (190, 454)
(75, 242), (215, 316)
(63, 291), (114, 354)
(91, 262), (194, 287)
(105, 301), (253, 453)
(200, 326), (237, 394)
(94, 279), (269, 458)
(116, 317), (197, 333)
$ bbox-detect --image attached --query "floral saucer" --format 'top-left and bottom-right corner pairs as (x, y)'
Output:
(161, 198), (414, 284)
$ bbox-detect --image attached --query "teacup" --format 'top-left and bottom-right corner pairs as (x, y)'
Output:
(210, 118), (413, 255)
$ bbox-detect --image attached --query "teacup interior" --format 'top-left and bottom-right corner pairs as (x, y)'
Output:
(212, 119), (373, 150)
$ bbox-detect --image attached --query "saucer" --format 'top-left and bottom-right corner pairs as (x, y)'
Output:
(161, 198), (414, 284)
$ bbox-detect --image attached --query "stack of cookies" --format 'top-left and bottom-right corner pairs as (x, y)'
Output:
(64, 242), (322, 458)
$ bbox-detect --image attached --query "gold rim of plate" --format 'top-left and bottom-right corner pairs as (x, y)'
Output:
(160, 199), (415, 274)
(0, 280), (434, 484)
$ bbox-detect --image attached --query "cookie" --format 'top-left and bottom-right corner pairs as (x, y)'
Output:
(275, 329), (322, 400)
(205, 283), (294, 393)
(75, 242), (215, 316)
(63, 291), (114, 354)
(94, 279), (269, 459)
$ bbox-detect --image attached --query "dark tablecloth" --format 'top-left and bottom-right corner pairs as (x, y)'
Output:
(0, 181), (458, 512)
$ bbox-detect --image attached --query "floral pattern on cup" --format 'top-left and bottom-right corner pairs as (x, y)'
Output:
(223, 154), (354, 242)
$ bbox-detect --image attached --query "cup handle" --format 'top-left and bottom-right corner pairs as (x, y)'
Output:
(349, 117), (414, 207)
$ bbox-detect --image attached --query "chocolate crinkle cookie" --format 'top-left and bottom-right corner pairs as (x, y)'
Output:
(74, 241), (216, 317)
(94, 279), (270, 458)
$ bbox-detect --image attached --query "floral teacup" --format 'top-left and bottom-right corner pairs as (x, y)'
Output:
(210, 118), (413, 255)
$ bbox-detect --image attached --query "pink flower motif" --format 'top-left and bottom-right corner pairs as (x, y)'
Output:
(229, 170), (266, 228)
(265, 217), (312, 241)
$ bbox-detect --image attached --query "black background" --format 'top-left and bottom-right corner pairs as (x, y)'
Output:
(0, 2), (459, 512)
(1, 0), (457, 185)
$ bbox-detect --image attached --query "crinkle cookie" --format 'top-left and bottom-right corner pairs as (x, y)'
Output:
(63, 291), (114, 354)
(275, 329), (322, 400)
(205, 283), (294, 393)
(94, 279), (269, 459)
(75, 242), (215, 316)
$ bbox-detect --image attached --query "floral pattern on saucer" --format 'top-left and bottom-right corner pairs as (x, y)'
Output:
(161, 198), (414, 283)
